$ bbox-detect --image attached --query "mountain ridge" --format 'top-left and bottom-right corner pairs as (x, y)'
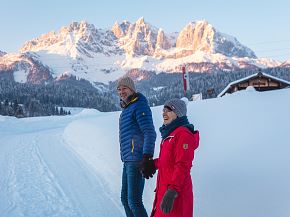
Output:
(0, 17), (287, 85)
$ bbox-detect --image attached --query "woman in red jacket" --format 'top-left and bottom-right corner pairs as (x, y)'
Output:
(150, 98), (199, 217)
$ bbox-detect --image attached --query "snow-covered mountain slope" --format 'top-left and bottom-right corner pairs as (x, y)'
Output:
(18, 21), (126, 84)
(281, 59), (290, 68)
(0, 18), (285, 84)
(0, 52), (52, 83)
(0, 50), (6, 57)
(1, 88), (290, 217)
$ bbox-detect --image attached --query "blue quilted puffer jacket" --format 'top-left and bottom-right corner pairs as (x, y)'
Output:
(119, 93), (156, 162)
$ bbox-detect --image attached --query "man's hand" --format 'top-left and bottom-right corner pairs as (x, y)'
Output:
(140, 154), (156, 179)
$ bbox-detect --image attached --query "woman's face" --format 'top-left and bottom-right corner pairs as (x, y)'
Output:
(163, 106), (177, 125)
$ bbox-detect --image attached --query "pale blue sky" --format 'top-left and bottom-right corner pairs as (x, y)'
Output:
(1, 0), (290, 61)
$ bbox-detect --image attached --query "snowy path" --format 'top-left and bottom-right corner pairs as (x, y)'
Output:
(0, 118), (123, 217)
(0, 133), (80, 217)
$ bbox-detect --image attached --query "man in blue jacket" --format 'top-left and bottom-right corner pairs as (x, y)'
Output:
(117, 76), (156, 217)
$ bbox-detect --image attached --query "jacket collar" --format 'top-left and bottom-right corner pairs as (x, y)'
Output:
(120, 92), (139, 109)
(159, 116), (191, 139)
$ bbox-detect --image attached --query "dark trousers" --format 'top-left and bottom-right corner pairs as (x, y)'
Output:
(121, 162), (148, 217)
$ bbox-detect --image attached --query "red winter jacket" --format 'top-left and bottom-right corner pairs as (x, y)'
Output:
(151, 126), (199, 217)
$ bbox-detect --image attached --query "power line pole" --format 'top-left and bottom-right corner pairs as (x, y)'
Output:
(182, 65), (190, 97)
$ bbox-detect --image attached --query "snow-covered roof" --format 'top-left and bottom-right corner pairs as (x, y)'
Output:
(218, 72), (290, 97)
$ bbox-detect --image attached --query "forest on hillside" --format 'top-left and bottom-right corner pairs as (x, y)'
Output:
(1, 67), (290, 117)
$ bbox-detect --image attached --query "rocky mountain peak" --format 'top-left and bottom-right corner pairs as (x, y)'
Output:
(58, 21), (96, 37)
(114, 17), (168, 56)
(112, 21), (131, 39)
(176, 20), (256, 58)
(136, 17), (145, 25)
(156, 28), (171, 50)
(20, 21), (98, 52)
(129, 17), (157, 36)
(20, 21), (121, 57)
(176, 20), (216, 53)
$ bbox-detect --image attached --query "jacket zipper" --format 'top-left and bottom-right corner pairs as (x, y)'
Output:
(131, 139), (134, 153)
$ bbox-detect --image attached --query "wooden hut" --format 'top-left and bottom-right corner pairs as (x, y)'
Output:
(218, 72), (290, 97)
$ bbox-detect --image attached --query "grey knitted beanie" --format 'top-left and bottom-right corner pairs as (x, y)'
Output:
(164, 98), (187, 117)
(117, 76), (136, 92)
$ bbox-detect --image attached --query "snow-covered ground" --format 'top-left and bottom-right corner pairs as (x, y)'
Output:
(1, 87), (290, 217)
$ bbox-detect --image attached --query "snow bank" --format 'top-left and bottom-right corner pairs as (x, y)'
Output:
(0, 115), (6, 122)
(73, 108), (101, 117)
(63, 88), (290, 217)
